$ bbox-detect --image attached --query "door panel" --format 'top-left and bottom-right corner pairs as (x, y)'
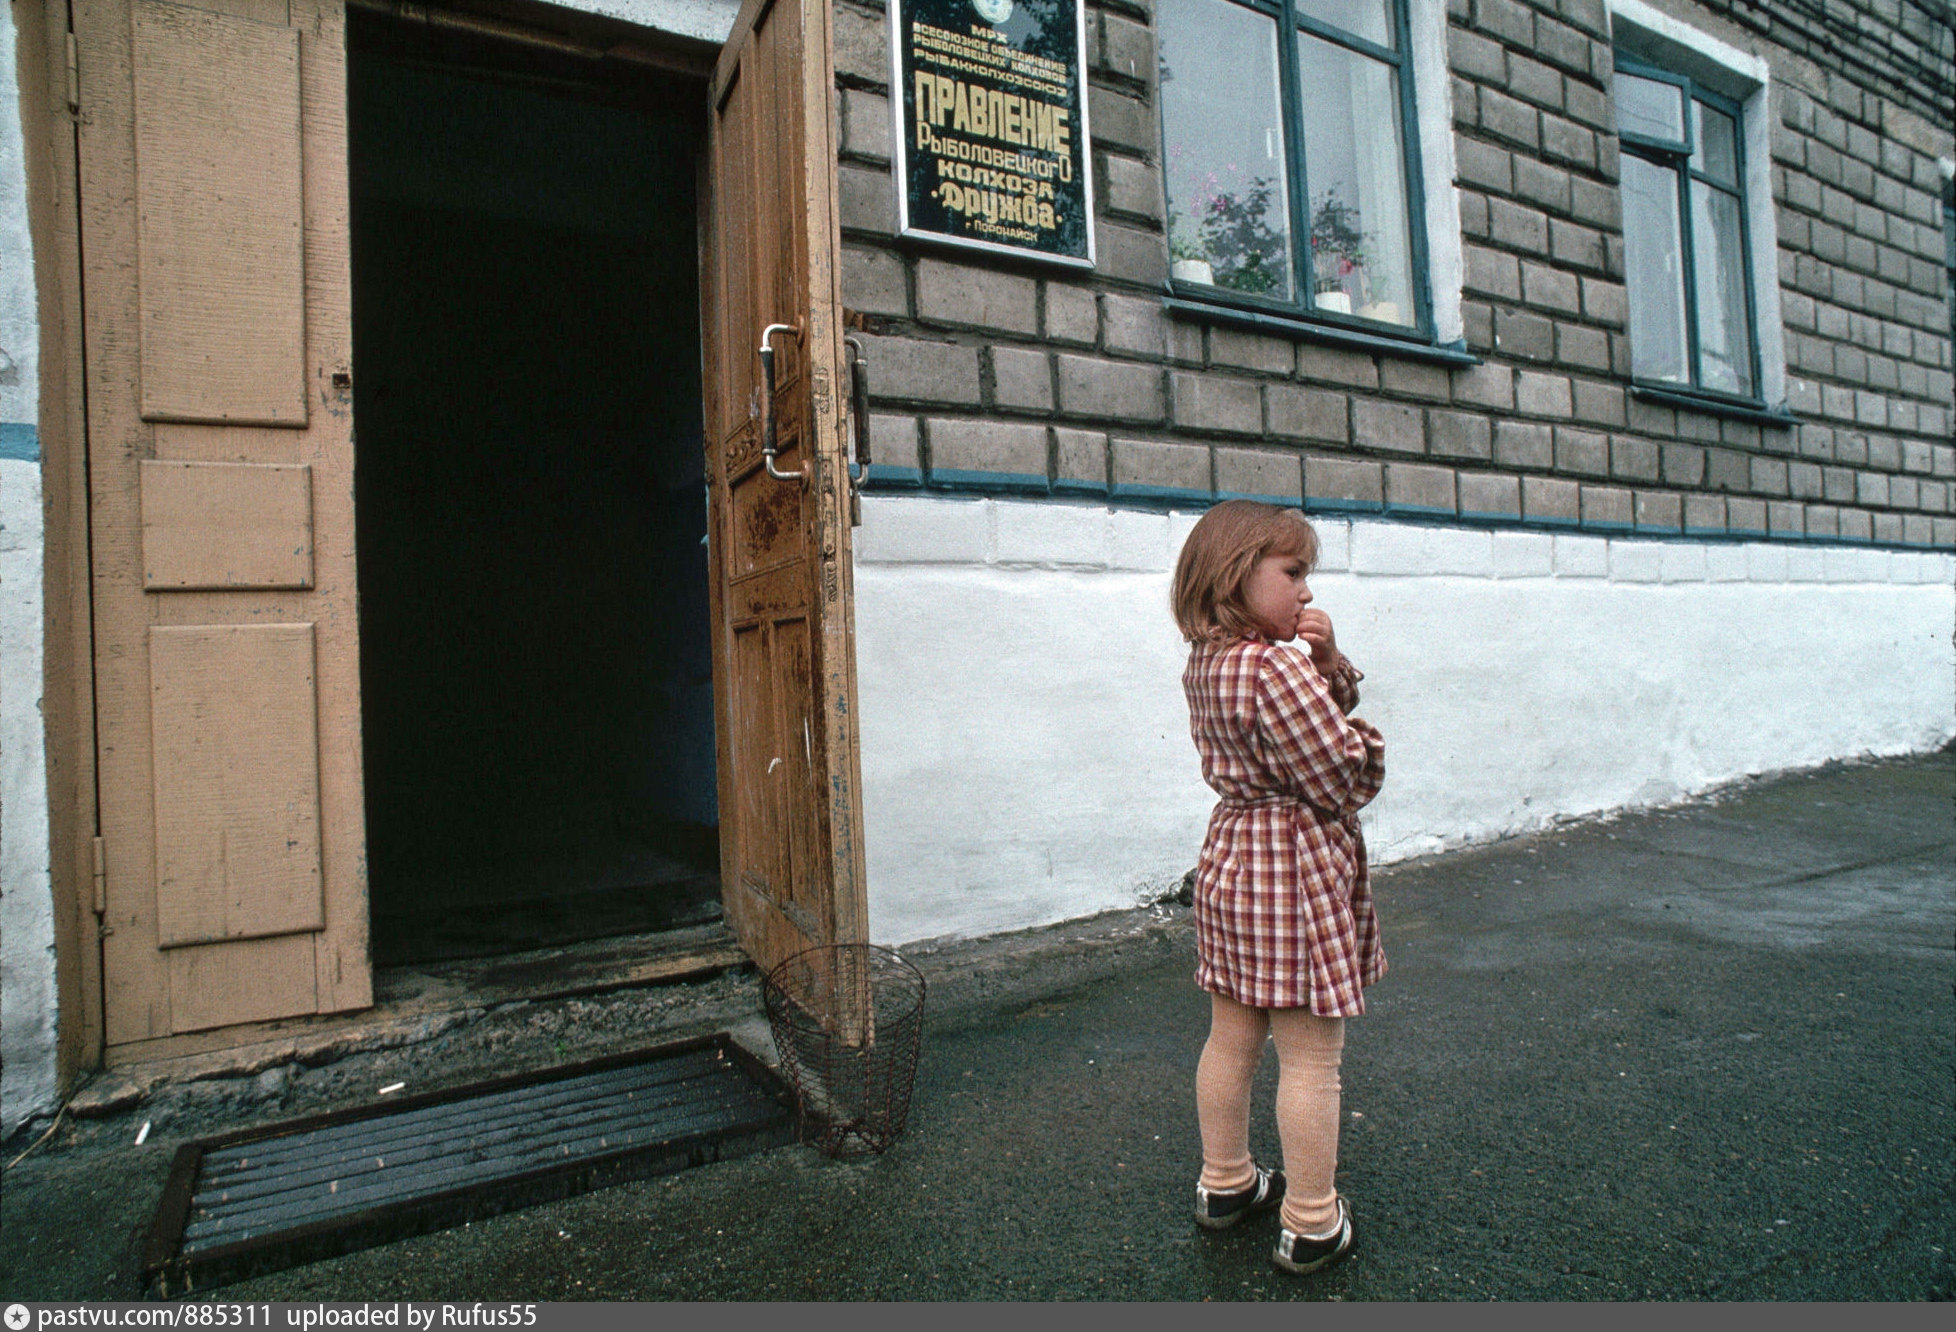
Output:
(703, 0), (868, 984)
(79, 0), (369, 1044)
(131, 0), (307, 424)
(167, 933), (320, 1031)
(732, 460), (806, 578)
(138, 460), (315, 590)
(148, 623), (323, 947)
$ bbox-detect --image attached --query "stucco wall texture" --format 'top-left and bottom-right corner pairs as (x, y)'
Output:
(853, 494), (1956, 947)
(1, 458), (52, 1137)
(1, 3), (57, 1136)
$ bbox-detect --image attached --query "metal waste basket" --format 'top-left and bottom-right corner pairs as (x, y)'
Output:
(761, 944), (925, 1157)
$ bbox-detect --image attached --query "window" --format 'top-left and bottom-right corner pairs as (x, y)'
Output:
(1614, 53), (1760, 402)
(1157, 0), (1429, 335)
(1944, 182), (1954, 345)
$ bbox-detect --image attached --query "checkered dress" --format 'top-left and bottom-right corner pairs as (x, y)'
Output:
(1184, 637), (1387, 1015)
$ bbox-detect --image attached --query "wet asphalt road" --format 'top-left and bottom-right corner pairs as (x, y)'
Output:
(4, 752), (1952, 1301)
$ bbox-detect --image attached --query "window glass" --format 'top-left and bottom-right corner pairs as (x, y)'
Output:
(1157, 0), (1426, 332)
(1294, 0), (1394, 48)
(1615, 71), (1686, 145)
(1159, 0), (1293, 299)
(1621, 154), (1689, 384)
(1296, 31), (1416, 326)
(1615, 52), (1765, 403)
(1692, 181), (1754, 396)
(1692, 102), (1739, 187)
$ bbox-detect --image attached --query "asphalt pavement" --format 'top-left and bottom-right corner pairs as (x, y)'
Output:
(3, 750), (1951, 1301)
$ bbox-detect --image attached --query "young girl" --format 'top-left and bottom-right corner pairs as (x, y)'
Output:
(1170, 500), (1387, 1275)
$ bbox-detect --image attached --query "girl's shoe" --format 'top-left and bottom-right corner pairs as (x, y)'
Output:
(1271, 1196), (1354, 1274)
(1194, 1163), (1285, 1229)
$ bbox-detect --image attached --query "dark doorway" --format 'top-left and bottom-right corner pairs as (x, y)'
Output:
(348, 9), (719, 965)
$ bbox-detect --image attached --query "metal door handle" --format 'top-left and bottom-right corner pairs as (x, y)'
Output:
(845, 335), (870, 472)
(758, 323), (806, 483)
(844, 336), (870, 526)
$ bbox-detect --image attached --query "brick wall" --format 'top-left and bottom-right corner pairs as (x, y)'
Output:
(1756, 0), (1955, 547)
(834, 0), (1955, 549)
(1692, 0), (1952, 129)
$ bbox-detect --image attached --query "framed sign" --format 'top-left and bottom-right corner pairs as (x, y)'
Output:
(887, 0), (1096, 269)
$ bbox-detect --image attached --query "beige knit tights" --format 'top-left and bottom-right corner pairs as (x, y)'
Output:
(1195, 992), (1346, 1235)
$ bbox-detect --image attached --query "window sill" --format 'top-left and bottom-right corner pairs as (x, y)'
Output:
(1162, 296), (1479, 367)
(1631, 383), (1797, 427)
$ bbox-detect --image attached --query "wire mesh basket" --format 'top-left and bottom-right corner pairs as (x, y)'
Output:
(761, 944), (926, 1157)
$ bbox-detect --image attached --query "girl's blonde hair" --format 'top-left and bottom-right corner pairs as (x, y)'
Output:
(1171, 500), (1319, 644)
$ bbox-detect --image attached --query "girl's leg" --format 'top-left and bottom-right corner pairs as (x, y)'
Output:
(1195, 992), (1271, 1190)
(1268, 1009), (1347, 1235)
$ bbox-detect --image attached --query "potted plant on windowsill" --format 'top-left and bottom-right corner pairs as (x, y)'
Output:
(1197, 177), (1288, 296)
(1170, 167), (1296, 293)
(1310, 189), (1367, 316)
(1169, 224), (1214, 286)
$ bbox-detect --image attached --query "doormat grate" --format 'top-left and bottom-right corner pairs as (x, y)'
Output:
(143, 1034), (793, 1296)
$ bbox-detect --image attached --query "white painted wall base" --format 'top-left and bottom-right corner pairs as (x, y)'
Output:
(1, 457), (55, 1136)
(1, 4), (59, 1136)
(852, 493), (1956, 946)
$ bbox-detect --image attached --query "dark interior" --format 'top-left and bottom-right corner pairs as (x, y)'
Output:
(347, 11), (719, 965)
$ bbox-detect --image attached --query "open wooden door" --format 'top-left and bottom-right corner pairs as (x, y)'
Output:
(75, 0), (370, 1047)
(701, 0), (869, 982)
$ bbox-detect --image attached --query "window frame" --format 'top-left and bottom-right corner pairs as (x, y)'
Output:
(1156, 0), (1435, 344)
(1614, 50), (1765, 410)
(1943, 184), (1954, 346)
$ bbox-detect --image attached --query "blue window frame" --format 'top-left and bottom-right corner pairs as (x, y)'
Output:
(1157, 0), (1432, 341)
(1944, 186), (1954, 344)
(1614, 52), (1762, 405)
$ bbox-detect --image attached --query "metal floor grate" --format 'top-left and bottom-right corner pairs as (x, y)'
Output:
(144, 1034), (793, 1296)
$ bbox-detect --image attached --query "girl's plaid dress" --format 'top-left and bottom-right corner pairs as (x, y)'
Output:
(1184, 636), (1387, 1015)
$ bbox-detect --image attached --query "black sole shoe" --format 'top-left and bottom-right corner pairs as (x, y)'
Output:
(1272, 1196), (1354, 1274)
(1194, 1164), (1285, 1230)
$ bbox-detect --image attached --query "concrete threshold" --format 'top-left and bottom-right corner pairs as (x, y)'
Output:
(67, 923), (752, 1121)
(49, 904), (1195, 1143)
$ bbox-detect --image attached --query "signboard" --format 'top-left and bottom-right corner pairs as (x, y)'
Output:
(888, 0), (1095, 269)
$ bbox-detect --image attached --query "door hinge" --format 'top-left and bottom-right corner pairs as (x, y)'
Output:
(65, 31), (79, 113)
(91, 835), (107, 914)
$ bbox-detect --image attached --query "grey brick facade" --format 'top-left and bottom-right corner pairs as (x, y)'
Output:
(836, 0), (1954, 548)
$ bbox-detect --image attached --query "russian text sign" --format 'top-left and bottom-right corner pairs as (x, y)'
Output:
(889, 0), (1095, 268)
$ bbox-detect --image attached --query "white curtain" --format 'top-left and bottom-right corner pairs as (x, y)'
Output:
(1346, 54), (1412, 324)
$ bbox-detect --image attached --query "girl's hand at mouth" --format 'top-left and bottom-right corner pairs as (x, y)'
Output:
(1296, 608), (1339, 675)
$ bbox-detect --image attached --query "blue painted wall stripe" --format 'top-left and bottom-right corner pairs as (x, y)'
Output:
(1108, 482), (1212, 505)
(1052, 477), (1111, 497)
(925, 467), (1051, 495)
(0, 423), (38, 462)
